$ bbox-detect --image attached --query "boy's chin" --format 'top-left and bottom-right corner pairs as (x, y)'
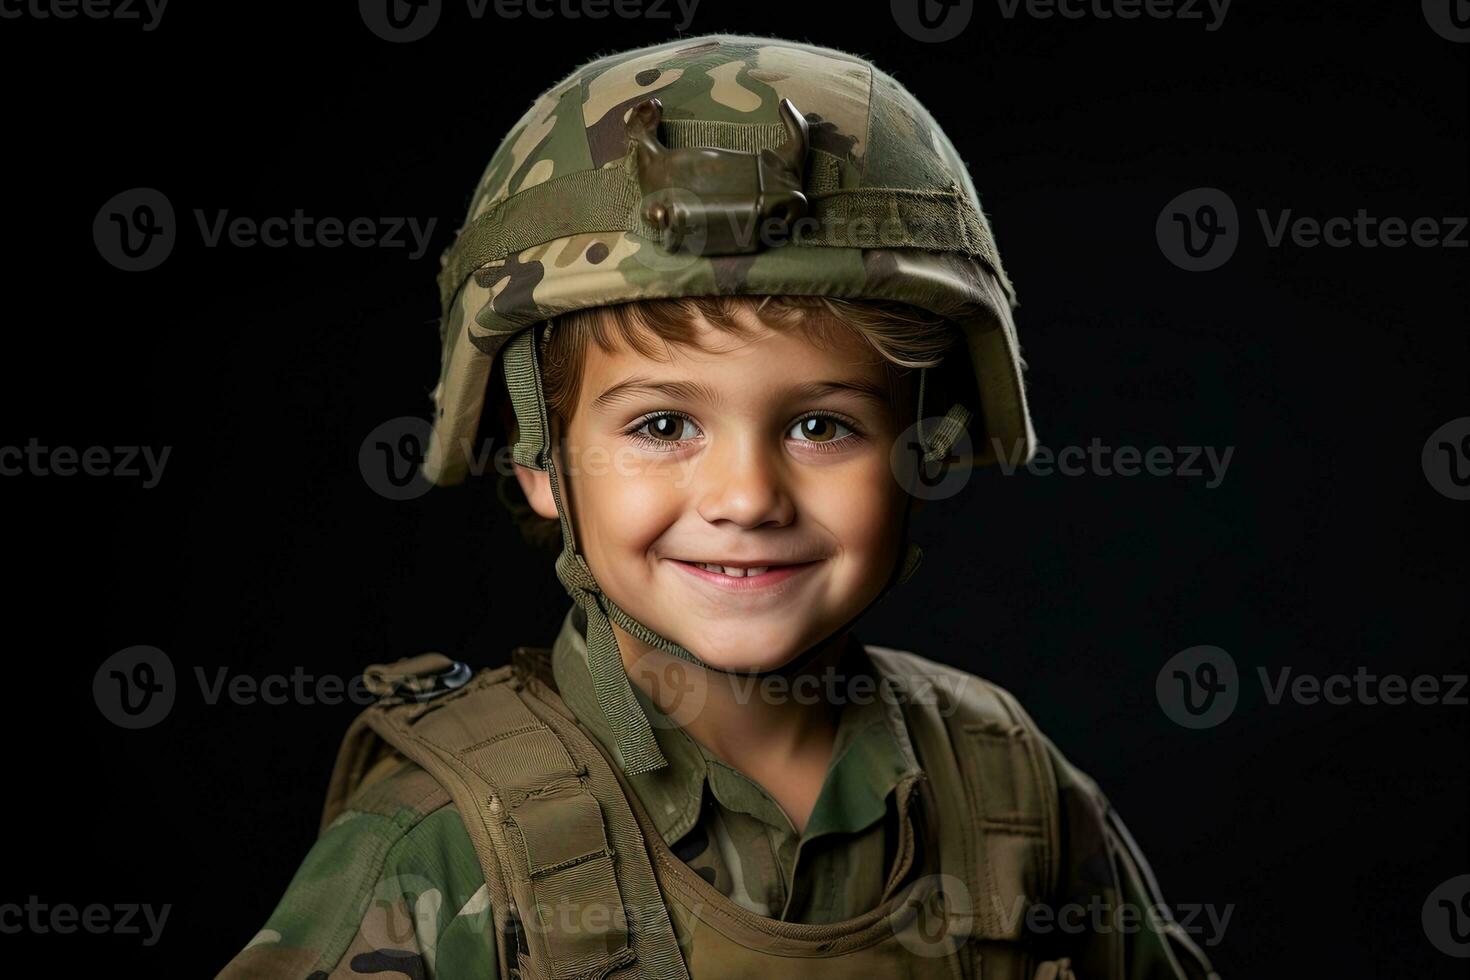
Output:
(668, 619), (827, 674)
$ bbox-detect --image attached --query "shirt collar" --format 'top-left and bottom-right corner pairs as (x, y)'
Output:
(550, 604), (924, 844)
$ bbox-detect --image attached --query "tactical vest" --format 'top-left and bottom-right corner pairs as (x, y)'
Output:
(321, 646), (1079, 980)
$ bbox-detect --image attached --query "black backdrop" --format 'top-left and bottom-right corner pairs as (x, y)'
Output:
(1, 2), (1466, 976)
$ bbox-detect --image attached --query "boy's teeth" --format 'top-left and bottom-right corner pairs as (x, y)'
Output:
(695, 563), (770, 577)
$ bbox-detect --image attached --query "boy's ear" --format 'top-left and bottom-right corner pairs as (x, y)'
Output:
(513, 461), (559, 520)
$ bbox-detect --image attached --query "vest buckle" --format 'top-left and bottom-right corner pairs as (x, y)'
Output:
(363, 653), (473, 702)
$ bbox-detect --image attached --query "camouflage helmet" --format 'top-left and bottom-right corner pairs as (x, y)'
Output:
(423, 33), (1036, 775)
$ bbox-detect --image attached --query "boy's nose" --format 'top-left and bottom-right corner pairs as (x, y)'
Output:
(694, 435), (795, 529)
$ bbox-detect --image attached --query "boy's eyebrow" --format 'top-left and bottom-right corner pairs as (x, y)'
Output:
(592, 376), (891, 412)
(791, 379), (892, 409)
(592, 376), (724, 411)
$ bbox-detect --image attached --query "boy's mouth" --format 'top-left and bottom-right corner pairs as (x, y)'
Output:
(666, 557), (821, 591)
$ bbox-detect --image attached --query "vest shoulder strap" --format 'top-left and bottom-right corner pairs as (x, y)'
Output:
(321, 649), (689, 980)
(863, 645), (1063, 947)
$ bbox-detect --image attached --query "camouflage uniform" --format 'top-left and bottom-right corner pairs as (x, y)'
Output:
(220, 607), (1218, 978)
(219, 606), (932, 978)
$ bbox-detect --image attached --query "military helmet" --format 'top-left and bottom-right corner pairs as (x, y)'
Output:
(423, 33), (1036, 775)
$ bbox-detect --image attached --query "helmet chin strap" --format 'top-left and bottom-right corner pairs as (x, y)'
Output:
(506, 323), (968, 774)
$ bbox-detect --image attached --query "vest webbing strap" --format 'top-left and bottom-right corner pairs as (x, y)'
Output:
(864, 648), (1061, 952)
(325, 648), (1067, 979)
(343, 671), (689, 980)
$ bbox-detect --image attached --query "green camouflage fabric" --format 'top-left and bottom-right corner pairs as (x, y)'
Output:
(216, 606), (925, 978)
(550, 604), (924, 924)
(423, 32), (1034, 488)
(218, 609), (1219, 979)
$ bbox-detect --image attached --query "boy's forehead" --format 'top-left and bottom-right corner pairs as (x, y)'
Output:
(583, 310), (886, 383)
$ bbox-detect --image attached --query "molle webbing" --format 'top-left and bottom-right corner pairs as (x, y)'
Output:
(325, 648), (1073, 979)
(864, 646), (1063, 977)
(335, 668), (689, 980)
(435, 163), (997, 319)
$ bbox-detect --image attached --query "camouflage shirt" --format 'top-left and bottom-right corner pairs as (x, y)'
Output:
(217, 607), (923, 978)
(218, 608), (1221, 978)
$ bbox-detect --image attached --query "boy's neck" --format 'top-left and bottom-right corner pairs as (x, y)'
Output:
(612, 622), (848, 784)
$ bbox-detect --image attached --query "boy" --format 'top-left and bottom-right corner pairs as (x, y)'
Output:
(219, 34), (1219, 979)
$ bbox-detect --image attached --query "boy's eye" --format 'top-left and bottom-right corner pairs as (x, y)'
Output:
(632, 413), (700, 443)
(788, 415), (855, 444)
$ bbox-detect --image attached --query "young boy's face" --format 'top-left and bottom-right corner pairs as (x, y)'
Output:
(516, 306), (917, 673)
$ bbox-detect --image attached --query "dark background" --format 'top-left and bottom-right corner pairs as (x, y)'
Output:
(1, 2), (1466, 976)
